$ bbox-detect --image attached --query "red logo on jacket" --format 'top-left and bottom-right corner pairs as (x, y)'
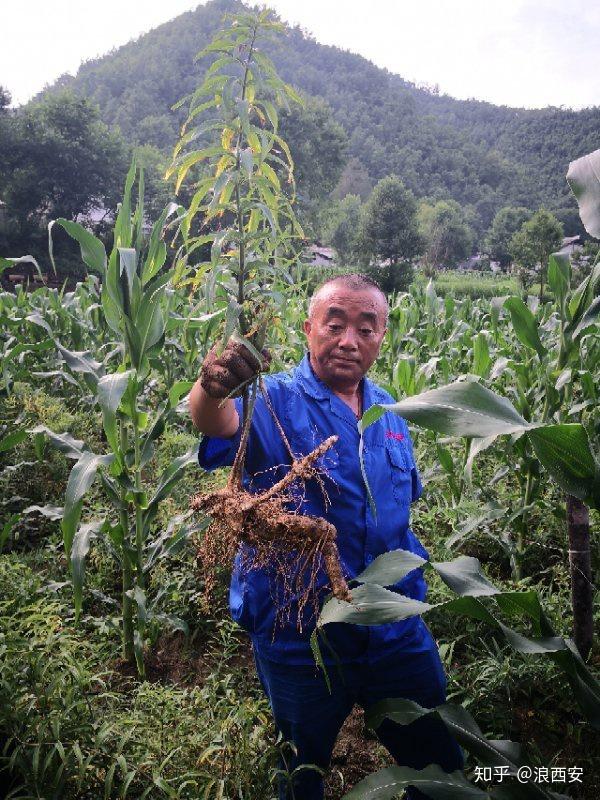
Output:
(385, 431), (405, 441)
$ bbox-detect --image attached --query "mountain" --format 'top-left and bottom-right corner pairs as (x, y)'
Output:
(43, 0), (599, 238)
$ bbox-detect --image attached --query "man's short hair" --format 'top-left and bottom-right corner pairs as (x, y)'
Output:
(308, 273), (389, 324)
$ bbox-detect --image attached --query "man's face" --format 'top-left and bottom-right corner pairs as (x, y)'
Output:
(303, 284), (388, 391)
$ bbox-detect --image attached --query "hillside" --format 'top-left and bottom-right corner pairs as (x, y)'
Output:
(44, 0), (599, 237)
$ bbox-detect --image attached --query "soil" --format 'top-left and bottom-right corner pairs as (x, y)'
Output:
(325, 706), (394, 799)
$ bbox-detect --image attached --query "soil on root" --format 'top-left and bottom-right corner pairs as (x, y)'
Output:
(325, 706), (394, 799)
(192, 433), (352, 635)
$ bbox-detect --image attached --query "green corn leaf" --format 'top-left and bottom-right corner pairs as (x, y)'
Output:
(0, 429), (27, 453)
(97, 370), (134, 455)
(71, 520), (103, 621)
(49, 219), (107, 275)
(354, 549), (426, 587)
(547, 251), (571, 307)
(528, 424), (600, 509)
(29, 425), (85, 459)
(360, 381), (532, 439)
(566, 147), (600, 238)
(62, 452), (114, 558)
(472, 332), (491, 378)
(342, 763), (487, 799)
(504, 296), (546, 358)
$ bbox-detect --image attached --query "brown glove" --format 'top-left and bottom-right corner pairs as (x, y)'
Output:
(200, 339), (271, 399)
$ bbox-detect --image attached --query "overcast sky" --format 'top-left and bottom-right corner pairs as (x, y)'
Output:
(2, 0), (599, 110)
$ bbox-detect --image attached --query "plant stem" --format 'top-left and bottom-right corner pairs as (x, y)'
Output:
(566, 494), (593, 660)
(119, 420), (134, 663)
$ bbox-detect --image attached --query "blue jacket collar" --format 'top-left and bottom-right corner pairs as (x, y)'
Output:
(295, 351), (378, 410)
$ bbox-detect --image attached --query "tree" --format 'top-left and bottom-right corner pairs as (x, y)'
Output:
(417, 199), (473, 273)
(325, 194), (362, 265)
(358, 177), (422, 294)
(278, 96), (347, 237)
(0, 91), (130, 263)
(509, 208), (564, 300)
(484, 206), (530, 267)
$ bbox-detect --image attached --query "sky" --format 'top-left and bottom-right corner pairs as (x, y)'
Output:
(2, 0), (599, 110)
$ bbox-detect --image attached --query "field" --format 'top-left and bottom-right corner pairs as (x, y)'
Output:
(1, 255), (599, 798)
(1, 9), (600, 799)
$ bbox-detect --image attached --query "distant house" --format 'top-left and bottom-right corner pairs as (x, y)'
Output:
(304, 244), (336, 267)
(560, 235), (583, 256)
(456, 253), (488, 271)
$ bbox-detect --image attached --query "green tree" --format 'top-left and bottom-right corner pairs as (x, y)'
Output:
(359, 176), (422, 281)
(325, 194), (362, 265)
(484, 205), (530, 267)
(359, 177), (423, 293)
(509, 208), (564, 300)
(278, 95), (347, 237)
(0, 91), (129, 264)
(417, 199), (473, 273)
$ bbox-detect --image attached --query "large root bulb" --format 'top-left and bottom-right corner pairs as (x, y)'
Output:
(192, 434), (351, 633)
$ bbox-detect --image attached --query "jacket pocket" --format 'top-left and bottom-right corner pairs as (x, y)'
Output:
(385, 441), (412, 506)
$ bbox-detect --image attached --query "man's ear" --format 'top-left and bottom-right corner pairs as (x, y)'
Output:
(302, 318), (311, 338)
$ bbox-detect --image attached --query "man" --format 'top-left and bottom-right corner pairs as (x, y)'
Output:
(190, 273), (464, 799)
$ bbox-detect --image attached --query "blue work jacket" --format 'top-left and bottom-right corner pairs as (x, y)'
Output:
(198, 352), (428, 664)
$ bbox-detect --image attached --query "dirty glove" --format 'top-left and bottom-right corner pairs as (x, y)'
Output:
(200, 339), (271, 399)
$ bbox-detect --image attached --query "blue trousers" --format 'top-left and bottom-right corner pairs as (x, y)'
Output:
(252, 618), (464, 800)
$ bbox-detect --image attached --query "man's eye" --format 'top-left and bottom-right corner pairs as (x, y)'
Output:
(360, 328), (374, 336)
(328, 324), (343, 332)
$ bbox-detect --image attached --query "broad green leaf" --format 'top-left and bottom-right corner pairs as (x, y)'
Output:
(0, 429), (27, 453)
(62, 452), (114, 557)
(567, 147), (600, 238)
(528, 424), (600, 509)
(365, 699), (524, 771)
(29, 425), (84, 459)
(97, 370), (134, 454)
(342, 764), (487, 799)
(360, 381), (531, 439)
(504, 296), (546, 358)
(56, 344), (103, 377)
(0, 255), (44, 280)
(71, 520), (103, 620)
(547, 251), (571, 307)
(354, 550), (426, 587)
(143, 445), (199, 525)
(50, 219), (107, 275)
(573, 295), (600, 338)
(431, 556), (500, 597)
(472, 333), (491, 378)
(319, 583), (434, 627)
(168, 381), (194, 408)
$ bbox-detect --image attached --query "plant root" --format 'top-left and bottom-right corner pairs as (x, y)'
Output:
(192, 434), (351, 634)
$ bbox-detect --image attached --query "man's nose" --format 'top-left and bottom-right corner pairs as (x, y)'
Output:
(338, 326), (359, 349)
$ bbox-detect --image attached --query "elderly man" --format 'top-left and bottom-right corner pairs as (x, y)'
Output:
(190, 273), (463, 800)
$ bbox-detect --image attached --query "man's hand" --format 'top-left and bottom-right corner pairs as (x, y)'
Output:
(200, 339), (271, 399)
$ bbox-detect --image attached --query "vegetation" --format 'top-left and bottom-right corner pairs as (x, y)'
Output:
(1, 5), (600, 800)
(25, 0), (598, 244)
(359, 176), (422, 292)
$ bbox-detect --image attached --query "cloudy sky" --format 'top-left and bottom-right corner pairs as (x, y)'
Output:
(2, 0), (599, 109)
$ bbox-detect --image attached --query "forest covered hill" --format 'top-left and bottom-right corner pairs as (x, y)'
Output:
(39, 0), (600, 238)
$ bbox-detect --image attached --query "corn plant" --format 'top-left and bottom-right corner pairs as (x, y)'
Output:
(30, 162), (203, 676)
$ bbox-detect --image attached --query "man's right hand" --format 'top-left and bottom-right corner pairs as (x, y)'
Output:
(200, 339), (271, 399)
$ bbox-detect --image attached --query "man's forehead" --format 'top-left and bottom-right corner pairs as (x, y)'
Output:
(311, 284), (387, 316)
